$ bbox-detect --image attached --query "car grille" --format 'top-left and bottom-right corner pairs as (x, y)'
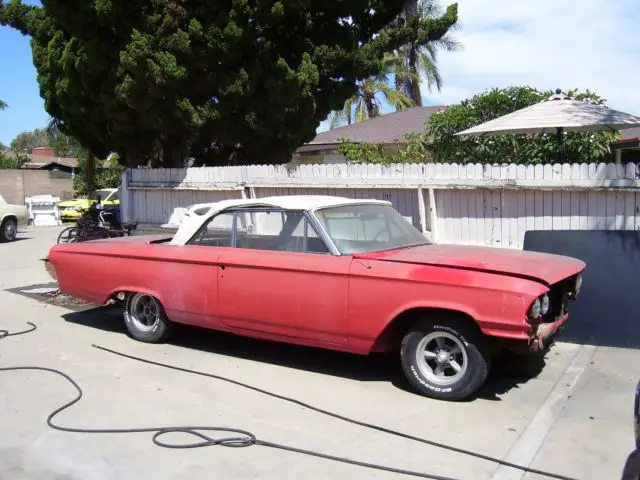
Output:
(541, 275), (578, 323)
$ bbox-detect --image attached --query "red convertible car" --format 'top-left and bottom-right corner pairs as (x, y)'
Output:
(46, 196), (585, 400)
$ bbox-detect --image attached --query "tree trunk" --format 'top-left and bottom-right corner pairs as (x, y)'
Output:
(84, 151), (96, 199)
(364, 93), (379, 119)
(400, 0), (421, 106)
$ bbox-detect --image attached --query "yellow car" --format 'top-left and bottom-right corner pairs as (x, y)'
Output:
(58, 188), (120, 222)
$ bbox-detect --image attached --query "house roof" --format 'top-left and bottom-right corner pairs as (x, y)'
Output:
(611, 126), (640, 148)
(25, 156), (79, 169)
(296, 106), (447, 154)
(620, 127), (640, 141)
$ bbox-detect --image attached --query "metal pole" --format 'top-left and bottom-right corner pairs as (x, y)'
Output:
(556, 127), (564, 163)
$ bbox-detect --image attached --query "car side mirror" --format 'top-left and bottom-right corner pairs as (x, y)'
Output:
(621, 379), (640, 479)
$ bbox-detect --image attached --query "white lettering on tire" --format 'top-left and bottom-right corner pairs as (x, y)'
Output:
(410, 365), (453, 393)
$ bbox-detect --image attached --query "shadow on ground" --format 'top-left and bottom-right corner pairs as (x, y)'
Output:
(0, 237), (31, 245)
(524, 230), (640, 350)
(59, 305), (546, 401)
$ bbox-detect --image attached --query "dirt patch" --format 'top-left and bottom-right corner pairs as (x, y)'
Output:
(5, 282), (97, 312)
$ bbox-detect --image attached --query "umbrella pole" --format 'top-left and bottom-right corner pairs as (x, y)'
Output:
(556, 127), (564, 163)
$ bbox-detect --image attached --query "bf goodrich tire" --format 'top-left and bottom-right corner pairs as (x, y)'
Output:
(123, 292), (173, 343)
(400, 316), (491, 401)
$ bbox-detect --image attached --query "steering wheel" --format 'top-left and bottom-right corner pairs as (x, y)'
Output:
(372, 228), (391, 242)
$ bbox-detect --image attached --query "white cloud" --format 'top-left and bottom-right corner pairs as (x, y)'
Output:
(423, 0), (640, 114)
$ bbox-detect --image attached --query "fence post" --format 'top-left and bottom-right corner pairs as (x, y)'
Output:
(417, 186), (428, 235)
(120, 170), (132, 223)
(428, 188), (438, 242)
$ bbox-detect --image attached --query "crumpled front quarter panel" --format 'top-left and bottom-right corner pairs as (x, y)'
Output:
(346, 259), (548, 352)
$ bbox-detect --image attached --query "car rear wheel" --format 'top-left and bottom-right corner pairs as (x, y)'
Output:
(123, 292), (173, 343)
(400, 316), (491, 401)
(0, 218), (17, 242)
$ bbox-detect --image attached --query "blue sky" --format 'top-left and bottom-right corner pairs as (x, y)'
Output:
(2, 0), (640, 145)
(0, 0), (46, 147)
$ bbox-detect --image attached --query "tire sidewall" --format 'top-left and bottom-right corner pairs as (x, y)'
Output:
(123, 293), (170, 343)
(401, 321), (489, 401)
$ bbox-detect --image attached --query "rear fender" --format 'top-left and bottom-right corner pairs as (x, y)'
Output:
(104, 286), (167, 309)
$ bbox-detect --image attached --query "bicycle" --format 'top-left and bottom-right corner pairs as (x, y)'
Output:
(57, 207), (137, 244)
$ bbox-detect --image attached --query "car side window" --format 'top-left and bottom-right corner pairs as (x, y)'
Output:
(235, 209), (330, 254)
(188, 212), (235, 247)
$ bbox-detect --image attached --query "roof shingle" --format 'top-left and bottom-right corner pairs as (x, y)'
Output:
(306, 106), (447, 147)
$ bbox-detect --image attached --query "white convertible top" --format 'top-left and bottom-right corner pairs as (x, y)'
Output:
(170, 195), (391, 245)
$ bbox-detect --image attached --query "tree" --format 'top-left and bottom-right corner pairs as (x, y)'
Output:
(426, 86), (619, 164)
(0, 99), (6, 110)
(73, 152), (124, 197)
(329, 56), (416, 127)
(46, 119), (84, 158)
(1, 0), (458, 167)
(9, 128), (49, 155)
(394, 0), (462, 106)
(0, 153), (19, 169)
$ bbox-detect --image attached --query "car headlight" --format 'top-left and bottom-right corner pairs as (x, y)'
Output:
(540, 293), (550, 315)
(529, 298), (541, 318)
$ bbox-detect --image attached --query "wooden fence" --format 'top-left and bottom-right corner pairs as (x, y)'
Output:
(120, 162), (640, 249)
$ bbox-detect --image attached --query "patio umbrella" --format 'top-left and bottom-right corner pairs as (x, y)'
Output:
(455, 89), (640, 161)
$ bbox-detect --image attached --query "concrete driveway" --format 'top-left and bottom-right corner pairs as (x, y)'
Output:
(0, 226), (638, 480)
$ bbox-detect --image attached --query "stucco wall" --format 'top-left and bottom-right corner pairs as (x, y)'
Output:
(0, 170), (73, 205)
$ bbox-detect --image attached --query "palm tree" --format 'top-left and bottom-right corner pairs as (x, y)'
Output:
(329, 56), (417, 128)
(395, 0), (462, 106)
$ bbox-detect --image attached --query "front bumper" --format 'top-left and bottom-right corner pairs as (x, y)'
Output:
(530, 313), (569, 351)
(60, 210), (82, 221)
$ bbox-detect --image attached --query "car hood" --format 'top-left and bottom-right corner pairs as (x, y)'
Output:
(354, 244), (585, 285)
(58, 199), (93, 208)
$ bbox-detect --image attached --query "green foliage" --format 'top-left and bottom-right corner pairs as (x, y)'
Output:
(73, 153), (124, 197)
(46, 120), (84, 158)
(9, 122), (85, 160)
(394, 0), (462, 106)
(337, 139), (389, 164)
(1, 0), (458, 167)
(10, 128), (49, 154)
(338, 132), (432, 165)
(330, 55), (417, 127)
(426, 86), (619, 164)
(96, 154), (125, 190)
(0, 99), (6, 110)
(393, 132), (432, 162)
(0, 152), (19, 169)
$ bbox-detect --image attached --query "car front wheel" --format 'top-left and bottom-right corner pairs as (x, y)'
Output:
(0, 218), (17, 242)
(400, 317), (491, 401)
(123, 292), (173, 343)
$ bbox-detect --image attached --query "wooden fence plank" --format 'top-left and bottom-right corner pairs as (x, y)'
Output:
(123, 162), (640, 247)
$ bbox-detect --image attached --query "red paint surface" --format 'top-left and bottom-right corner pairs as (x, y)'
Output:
(48, 236), (585, 354)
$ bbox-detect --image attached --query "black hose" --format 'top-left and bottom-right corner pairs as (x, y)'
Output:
(0, 321), (36, 339)
(0, 323), (578, 480)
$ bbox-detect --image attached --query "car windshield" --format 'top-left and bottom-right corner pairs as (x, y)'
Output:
(97, 190), (116, 202)
(314, 204), (431, 254)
